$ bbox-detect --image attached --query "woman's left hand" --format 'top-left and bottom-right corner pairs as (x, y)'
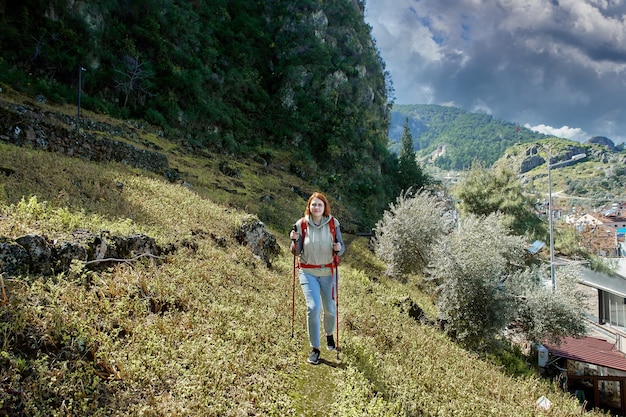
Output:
(333, 242), (341, 252)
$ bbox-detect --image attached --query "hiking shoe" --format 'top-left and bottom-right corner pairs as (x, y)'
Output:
(308, 348), (321, 365)
(326, 335), (336, 351)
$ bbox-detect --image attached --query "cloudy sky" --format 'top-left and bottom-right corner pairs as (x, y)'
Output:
(364, 0), (626, 144)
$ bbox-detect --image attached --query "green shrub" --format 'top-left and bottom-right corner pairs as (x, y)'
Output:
(373, 189), (452, 278)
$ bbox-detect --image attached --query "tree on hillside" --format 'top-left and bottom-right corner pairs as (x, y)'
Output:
(396, 117), (429, 194)
(507, 265), (587, 344)
(455, 163), (545, 238)
(114, 55), (154, 108)
(429, 213), (587, 350)
(373, 189), (455, 279)
(429, 213), (526, 350)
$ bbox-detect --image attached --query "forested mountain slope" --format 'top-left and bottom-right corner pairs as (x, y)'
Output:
(389, 104), (548, 170)
(0, 0), (395, 225)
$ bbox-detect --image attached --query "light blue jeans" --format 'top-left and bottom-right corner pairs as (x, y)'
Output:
(299, 270), (336, 349)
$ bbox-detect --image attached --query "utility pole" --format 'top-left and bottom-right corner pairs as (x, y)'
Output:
(77, 66), (86, 126)
(547, 152), (587, 291)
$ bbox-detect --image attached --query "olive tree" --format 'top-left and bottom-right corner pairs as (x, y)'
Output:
(429, 213), (587, 350)
(373, 189), (455, 279)
(507, 265), (587, 344)
(429, 213), (527, 350)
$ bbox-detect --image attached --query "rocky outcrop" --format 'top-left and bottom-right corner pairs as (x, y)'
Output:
(519, 147), (546, 173)
(518, 144), (588, 174)
(588, 136), (616, 152)
(0, 231), (162, 277)
(1, 219), (282, 276)
(430, 143), (447, 162)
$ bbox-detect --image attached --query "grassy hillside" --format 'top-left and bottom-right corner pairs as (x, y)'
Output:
(0, 118), (606, 415)
(495, 138), (626, 210)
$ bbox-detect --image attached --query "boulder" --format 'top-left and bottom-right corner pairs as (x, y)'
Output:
(234, 215), (280, 267)
(15, 234), (53, 274)
(0, 239), (30, 276)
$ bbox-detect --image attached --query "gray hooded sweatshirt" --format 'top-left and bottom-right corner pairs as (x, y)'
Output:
(291, 215), (345, 277)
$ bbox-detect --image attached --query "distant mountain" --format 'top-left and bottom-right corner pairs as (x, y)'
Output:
(389, 104), (548, 170)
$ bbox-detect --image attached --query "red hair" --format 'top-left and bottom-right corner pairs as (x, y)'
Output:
(304, 192), (331, 217)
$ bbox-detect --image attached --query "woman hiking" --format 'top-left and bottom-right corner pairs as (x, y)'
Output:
(290, 192), (345, 365)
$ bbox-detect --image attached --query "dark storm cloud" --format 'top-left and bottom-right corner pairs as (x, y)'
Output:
(365, 0), (626, 143)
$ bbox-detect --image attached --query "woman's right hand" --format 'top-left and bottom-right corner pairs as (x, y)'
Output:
(290, 225), (299, 241)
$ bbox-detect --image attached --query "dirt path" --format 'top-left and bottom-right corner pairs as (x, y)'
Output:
(289, 235), (358, 415)
(291, 348), (345, 416)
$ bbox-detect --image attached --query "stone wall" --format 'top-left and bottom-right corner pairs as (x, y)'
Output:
(0, 100), (169, 174)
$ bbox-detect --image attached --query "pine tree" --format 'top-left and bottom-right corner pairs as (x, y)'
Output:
(397, 117), (428, 193)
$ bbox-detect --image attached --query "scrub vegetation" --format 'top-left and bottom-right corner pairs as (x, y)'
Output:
(0, 138), (606, 416)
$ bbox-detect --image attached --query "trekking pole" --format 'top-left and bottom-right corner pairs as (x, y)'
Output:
(332, 230), (340, 359)
(335, 256), (340, 360)
(291, 225), (298, 339)
(291, 254), (296, 338)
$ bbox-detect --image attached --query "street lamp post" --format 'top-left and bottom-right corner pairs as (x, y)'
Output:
(77, 66), (86, 126)
(547, 162), (556, 290)
(547, 153), (587, 291)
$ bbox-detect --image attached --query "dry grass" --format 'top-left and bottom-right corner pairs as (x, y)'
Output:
(0, 140), (608, 416)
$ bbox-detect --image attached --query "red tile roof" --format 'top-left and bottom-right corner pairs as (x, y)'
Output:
(545, 337), (626, 372)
